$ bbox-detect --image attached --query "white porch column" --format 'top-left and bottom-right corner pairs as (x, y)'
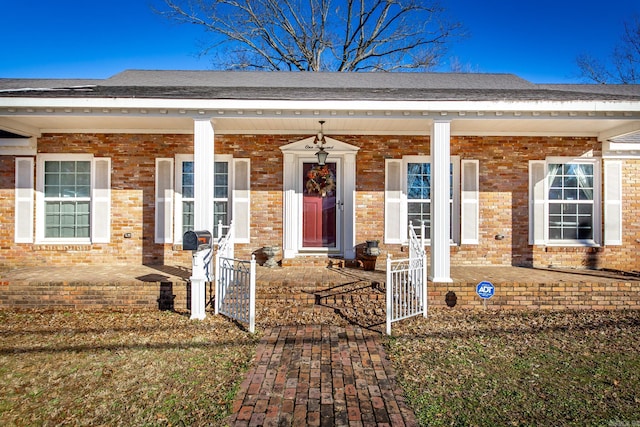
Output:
(193, 118), (215, 232)
(343, 152), (357, 259)
(431, 120), (453, 282)
(282, 152), (297, 258)
(191, 118), (215, 321)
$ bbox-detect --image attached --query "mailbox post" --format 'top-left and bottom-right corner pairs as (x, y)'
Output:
(183, 230), (213, 320)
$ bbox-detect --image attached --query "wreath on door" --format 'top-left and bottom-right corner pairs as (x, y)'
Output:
(306, 165), (336, 197)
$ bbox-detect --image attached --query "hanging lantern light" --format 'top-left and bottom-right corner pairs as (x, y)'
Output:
(314, 120), (328, 166)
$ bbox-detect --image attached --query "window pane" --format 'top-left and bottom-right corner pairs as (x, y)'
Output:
(407, 162), (430, 200)
(76, 185), (91, 198)
(213, 201), (228, 238)
(214, 161), (229, 199)
(182, 162), (194, 199)
(60, 161), (76, 173)
(182, 201), (194, 235)
(408, 202), (430, 239)
(45, 162), (59, 172)
(44, 201), (90, 238)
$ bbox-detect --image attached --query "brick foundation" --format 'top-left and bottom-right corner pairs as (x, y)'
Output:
(1, 275), (638, 312)
(0, 280), (190, 311)
(428, 281), (640, 310)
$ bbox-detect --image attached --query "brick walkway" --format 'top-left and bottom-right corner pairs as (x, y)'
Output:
(229, 325), (419, 427)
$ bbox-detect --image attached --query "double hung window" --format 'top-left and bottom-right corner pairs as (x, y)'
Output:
(43, 160), (91, 238)
(30, 154), (111, 244)
(529, 157), (612, 246)
(155, 154), (250, 245)
(547, 162), (595, 241)
(407, 162), (454, 239)
(385, 155), (477, 245)
(179, 160), (230, 238)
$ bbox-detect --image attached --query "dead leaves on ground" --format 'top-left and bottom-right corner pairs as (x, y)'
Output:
(0, 309), (257, 426)
(386, 309), (640, 426)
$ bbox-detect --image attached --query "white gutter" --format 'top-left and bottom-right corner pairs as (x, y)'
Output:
(2, 97), (640, 113)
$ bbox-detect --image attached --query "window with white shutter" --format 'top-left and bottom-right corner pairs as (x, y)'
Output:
(173, 155), (250, 244)
(529, 157), (603, 246)
(35, 154), (111, 243)
(385, 156), (469, 245)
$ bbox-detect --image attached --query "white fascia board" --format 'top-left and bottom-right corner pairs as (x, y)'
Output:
(0, 117), (42, 137)
(603, 141), (640, 158)
(2, 97), (640, 114)
(0, 137), (36, 155)
(598, 122), (640, 141)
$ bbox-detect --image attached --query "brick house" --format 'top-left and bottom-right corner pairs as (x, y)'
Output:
(1, 70), (639, 284)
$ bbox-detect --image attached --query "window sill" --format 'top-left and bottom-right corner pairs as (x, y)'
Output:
(33, 243), (92, 251)
(543, 245), (603, 253)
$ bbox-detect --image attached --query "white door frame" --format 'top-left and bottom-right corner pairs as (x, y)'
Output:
(280, 137), (359, 260)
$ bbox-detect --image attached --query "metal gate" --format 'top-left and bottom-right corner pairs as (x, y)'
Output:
(214, 221), (256, 333)
(385, 222), (428, 334)
(215, 256), (256, 333)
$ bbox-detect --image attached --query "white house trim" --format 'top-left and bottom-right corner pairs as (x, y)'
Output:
(431, 120), (453, 283)
(193, 118), (215, 233)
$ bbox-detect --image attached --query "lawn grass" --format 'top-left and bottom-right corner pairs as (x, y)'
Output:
(386, 309), (640, 427)
(0, 310), (257, 426)
(2, 307), (639, 426)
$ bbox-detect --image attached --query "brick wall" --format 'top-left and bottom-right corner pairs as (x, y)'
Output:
(2, 277), (637, 311)
(0, 279), (189, 311)
(428, 281), (640, 310)
(1, 133), (639, 272)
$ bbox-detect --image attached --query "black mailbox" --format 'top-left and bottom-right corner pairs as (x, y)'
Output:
(183, 230), (212, 251)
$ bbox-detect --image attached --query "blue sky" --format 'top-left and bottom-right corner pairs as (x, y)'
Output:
(1, 0), (638, 83)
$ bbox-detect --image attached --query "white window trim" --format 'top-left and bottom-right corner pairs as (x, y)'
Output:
(541, 156), (602, 247)
(174, 154), (233, 244)
(35, 153), (94, 244)
(401, 155), (461, 245)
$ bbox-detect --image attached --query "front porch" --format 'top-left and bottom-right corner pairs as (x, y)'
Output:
(1, 263), (638, 331)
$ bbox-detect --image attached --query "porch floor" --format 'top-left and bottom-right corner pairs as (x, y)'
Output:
(2, 262), (637, 285)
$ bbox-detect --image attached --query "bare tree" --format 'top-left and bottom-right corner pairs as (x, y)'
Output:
(158, 0), (462, 71)
(577, 16), (640, 84)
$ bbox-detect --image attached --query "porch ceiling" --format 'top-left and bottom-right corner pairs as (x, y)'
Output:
(1, 113), (639, 139)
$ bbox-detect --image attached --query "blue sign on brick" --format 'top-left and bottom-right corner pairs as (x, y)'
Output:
(476, 281), (495, 299)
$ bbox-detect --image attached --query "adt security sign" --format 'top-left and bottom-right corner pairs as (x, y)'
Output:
(476, 281), (495, 299)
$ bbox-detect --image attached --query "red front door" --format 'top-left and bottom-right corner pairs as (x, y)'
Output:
(302, 163), (337, 248)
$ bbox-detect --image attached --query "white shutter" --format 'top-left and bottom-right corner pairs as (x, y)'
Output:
(529, 160), (546, 245)
(604, 160), (623, 246)
(15, 157), (34, 243)
(155, 158), (174, 243)
(384, 159), (404, 244)
(91, 158), (111, 243)
(232, 158), (250, 243)
(461, 159), (479, 244)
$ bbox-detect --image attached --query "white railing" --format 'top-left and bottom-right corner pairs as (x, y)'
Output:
(216, 255), (256, 333)
(386, 222), (428, 335)
(216, 220), (233, 260)
(214, 220), (256, 333)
